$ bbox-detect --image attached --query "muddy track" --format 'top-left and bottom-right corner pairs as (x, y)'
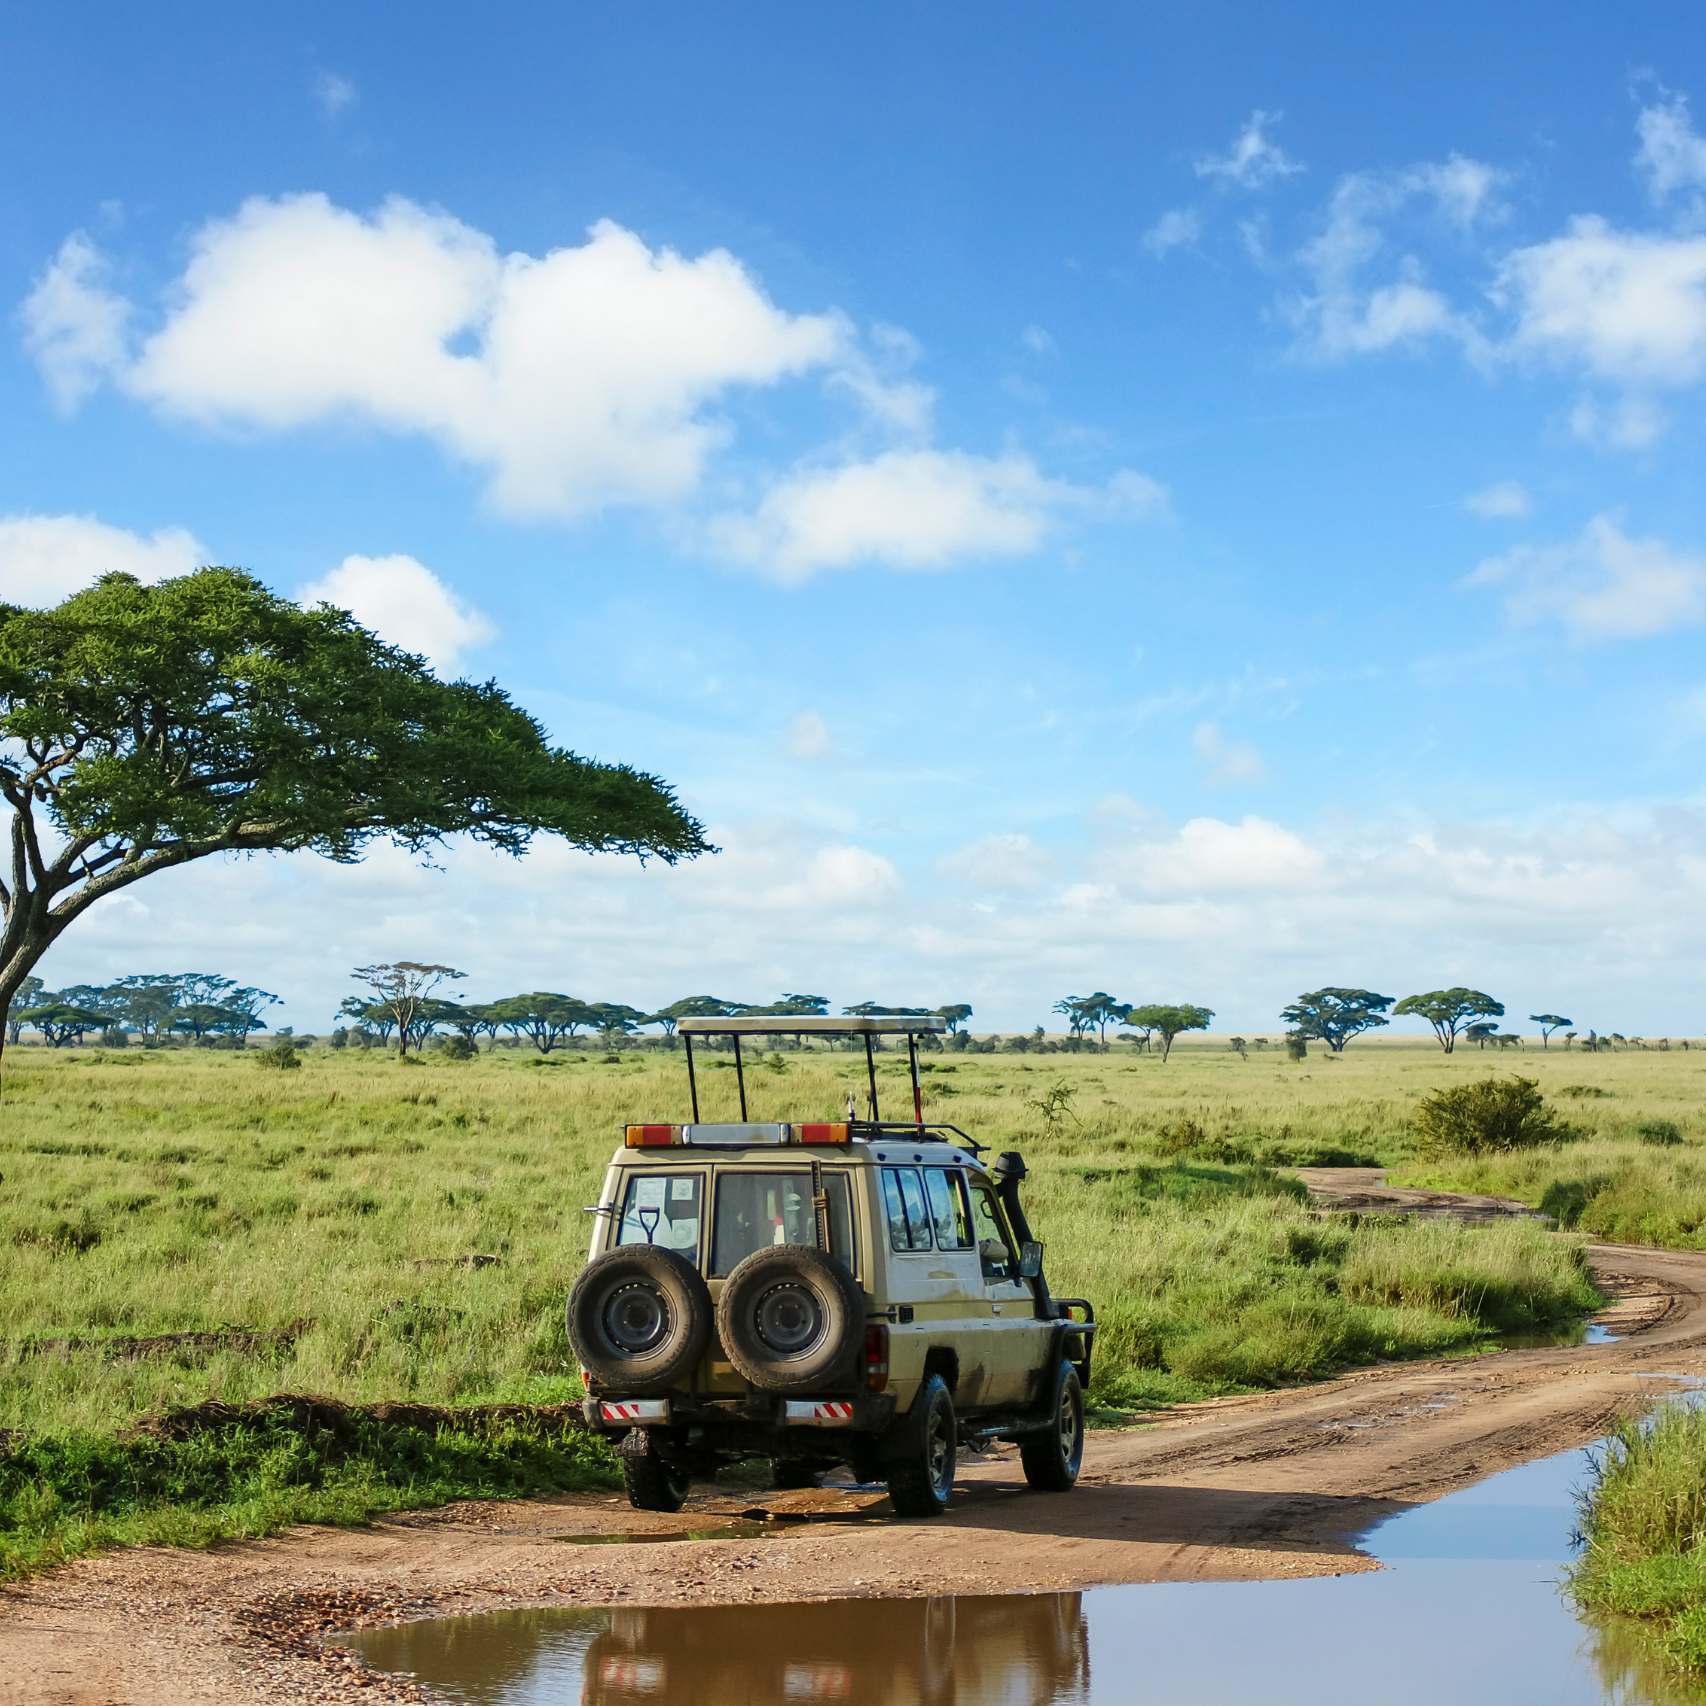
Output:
(4, 1238), (1704, 1706)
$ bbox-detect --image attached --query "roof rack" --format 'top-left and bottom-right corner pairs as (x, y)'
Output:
(675, 1014), (949, 1128)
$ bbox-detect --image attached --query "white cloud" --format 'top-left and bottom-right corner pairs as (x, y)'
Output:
(1191, 721), (1266, 786)
(1292, 159), (1500, 360)
(299, 553), (498, 672)
(1636, 93), (1706, 204)
(1467, 515), (1706, 640)
(1195, 111), (1303, 189)
(1463, 480), (1533, 518)
(1142, 208), (1201, 258)
(0, 513), (204, 606)
(1493, 216), (1706, 388)
(709, 450), (1167, 583)
(1101, 814), (1325, 895)
(782, 710), (838, 762)
(936, 833), (1057, 894)
(21, 235), (131, 410)
(1020, 324), (1055, 354)
(40, 195), (845, 520)
(313, 71), (356, 119)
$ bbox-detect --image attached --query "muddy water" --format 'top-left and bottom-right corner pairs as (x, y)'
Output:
(347, 1431), (1705, 1706)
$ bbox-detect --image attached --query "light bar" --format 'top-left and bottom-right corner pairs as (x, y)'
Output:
(796, 1123), (851, 1145)
(624, 1124), (677, 1147)
(680, 1122), (791, 1146)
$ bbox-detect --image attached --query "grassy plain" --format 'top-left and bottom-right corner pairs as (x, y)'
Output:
(0, 1033), (1658, 1572)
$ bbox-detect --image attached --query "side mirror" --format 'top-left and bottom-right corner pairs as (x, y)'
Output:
(1018, 1240), (1044, 1279)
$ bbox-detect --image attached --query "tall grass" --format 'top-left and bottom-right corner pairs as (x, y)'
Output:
(1568, 1400), (1706, 1674)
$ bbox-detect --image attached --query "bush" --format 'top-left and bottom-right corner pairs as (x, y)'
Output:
(1412, 1075), (1572, 1158)
(440, 1035), (479, 1061)
(1636, 1120), (1683, 1147)
(1283, 1031), (1307, 1061)
(254, 1040), (300, 1071)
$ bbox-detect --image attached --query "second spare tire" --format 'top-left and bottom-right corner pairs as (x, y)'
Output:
(715, 1245), (865, 1395)
(568, 1244), (714, 1396)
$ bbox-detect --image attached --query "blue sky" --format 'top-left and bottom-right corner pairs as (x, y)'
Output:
(6, 2), (1706, 1037)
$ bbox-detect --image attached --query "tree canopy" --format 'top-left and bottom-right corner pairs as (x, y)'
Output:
(0, 568), (709, 1043)
(1279, 988), (1395, 1053)
(1530, 1013), (1573, 1048)
(1393, 988), (1504, 1054)
(1123, 1002), (1215, 1061)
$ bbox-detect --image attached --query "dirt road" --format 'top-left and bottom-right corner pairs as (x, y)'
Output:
(5, 1237), (1703, 1706)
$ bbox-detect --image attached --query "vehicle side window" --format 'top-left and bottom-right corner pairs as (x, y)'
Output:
(881, 1168), (934, 1252)
(924, 1169), (974, 1250)
(969, 1184), (1016, 1283)
(712, 1172), (855, 1276)
(616, 1173), (703, 1257)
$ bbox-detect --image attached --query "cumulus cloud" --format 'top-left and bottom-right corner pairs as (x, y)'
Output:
(1195, 111), (1303, 189)
(27, 195), (845, 520)
(709, 451), (1167, 583)
(1463, 480), (1533, 518)
(936, 833), (1057, 894)
(782, 710), (838, 762)
(1292, 157), (1501, 359)
(299, 553), (497, 673)
(1636, 92), (1706, 205)
(1192, 722), (1266, 786)
(1143, 208), (1201, 258)
(21, 235), (132, 410)
(1114, 814), (1324, 894)
(0, 512), (204, 606)
(1467, 515), (1706, 640)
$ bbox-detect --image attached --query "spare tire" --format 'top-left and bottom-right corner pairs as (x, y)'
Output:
(715, 1245), (865, 1396)
(568, 1245), (713, 1396)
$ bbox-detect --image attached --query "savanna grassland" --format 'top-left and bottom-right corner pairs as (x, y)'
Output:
(0, 1032), (1677, 1574)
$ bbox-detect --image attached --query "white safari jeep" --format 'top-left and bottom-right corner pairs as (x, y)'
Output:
(568, 1016), (1096, 1517)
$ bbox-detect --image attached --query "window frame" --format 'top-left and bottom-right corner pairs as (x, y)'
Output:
(709, 1168), (859, 1278)
(613, 1169), (707, 1263)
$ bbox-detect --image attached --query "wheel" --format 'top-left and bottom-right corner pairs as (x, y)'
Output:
(567, 1245), (713, 1395)
(1020, 1360), (1084, 1492)
(621, 1439), (693, 1512)
(887, 1375), (957, 1517)
(770, 1459), (820, 1491)
(714, 1245), (865, 1395)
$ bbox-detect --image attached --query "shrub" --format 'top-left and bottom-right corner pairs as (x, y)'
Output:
(1636, 1120), (1683, 1147)
(440, 1035), (479, 1061)
(1283, 1031), (1307, 1061)
(1412, 1075), (1572, 1159)
(254, 1039), (301, 1071)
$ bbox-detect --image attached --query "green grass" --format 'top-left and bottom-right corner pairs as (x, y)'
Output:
(1568, 1400), (1706, 1675)
(0, 1035), (1635, 1570)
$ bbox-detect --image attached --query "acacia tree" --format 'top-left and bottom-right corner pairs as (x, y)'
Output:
(1279, 988), (1395, 1053)
(1393, 988), (1504, 1054)
(649, 995), (745, 1037)
(0, 568), (708, 1053)
(1123, 1003), (1214, 1062)
(352, 963), (465, 1056)
(5, 973), (42, 1043)
(1530, 1013), (1573, 1048)
(934, 1004), (973, 1034)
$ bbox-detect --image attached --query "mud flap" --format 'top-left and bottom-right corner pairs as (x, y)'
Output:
(876, 1389), (934, 1462)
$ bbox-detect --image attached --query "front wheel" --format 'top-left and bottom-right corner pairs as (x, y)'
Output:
(1020, 1360), (1085, 1492)
(621, 1438), (692, 1512)
(887, 1375), (957, 1517)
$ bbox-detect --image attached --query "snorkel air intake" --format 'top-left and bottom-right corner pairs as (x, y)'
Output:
(992, 1151), (1057, 1320)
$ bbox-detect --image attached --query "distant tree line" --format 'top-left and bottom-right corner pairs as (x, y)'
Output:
(9, 972), (279, 1048)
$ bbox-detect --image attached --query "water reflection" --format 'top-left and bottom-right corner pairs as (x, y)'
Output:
(348, 1429), (1706, 1706)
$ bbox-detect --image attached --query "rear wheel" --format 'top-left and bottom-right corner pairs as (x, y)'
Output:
(622, 1438), (693, 1513)
(1020, 1360), (1084, 1492)
(887, 1375), (957, 1517)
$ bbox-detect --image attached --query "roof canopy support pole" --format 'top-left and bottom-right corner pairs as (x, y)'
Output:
(908, 1032), (923, 1130)
(864, 1033), (879, 1122)
(685, 1033), (700, 1123)
(733, 1033), (748, 1121)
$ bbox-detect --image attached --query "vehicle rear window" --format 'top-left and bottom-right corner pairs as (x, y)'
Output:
(615, 1173), (703, 1257)
(924, 1169), (975, 1249)
(712, 1172), (855, 1276)
(881, 1167), (935, 1252)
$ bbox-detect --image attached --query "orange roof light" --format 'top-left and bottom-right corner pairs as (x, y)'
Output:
(796, 1123), (851, 1145)
(624, 1124), (678, 1147)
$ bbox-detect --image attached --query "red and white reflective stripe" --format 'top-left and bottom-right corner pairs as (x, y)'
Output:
(784, 1399), (854, 1425)
(600, 1400), (669, 1423)
(814, 1402), (853, 1421)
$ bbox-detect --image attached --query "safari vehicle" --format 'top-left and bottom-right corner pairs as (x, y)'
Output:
(567, 1015), (1095, 1517)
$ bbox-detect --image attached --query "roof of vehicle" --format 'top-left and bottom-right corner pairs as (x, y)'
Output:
(677, 1014), (948, 1036)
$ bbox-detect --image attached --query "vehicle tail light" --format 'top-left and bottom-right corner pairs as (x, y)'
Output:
(863, 1323), (889, 1392)
(797, 1123), (851, 1144)
(624, 1124), (677, 1147)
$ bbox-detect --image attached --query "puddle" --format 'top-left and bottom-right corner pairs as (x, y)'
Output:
(1499, 1321), (1619, 1351)
(346, 1391), (1706, 1706)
